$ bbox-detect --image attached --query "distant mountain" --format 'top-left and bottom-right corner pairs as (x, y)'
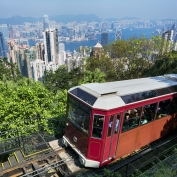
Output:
(161, 18), (177, 21)
(51, 14), (102, 23)
(105, 18), (118, 21)
(103, 16), (141, 22)
(0, 16), (42, 25)
(0, 14), (102, 25)
(119, 17), (141, 20)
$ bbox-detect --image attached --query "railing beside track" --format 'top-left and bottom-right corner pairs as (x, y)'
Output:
(0, 118), (65, 155)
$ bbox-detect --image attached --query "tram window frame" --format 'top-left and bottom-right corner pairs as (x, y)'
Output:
(140, 102), (157, 125)
(107, 115), (114, 137)
(92, 114), (105, 139)
(122, 107), (142, 132)
(107, 114), (120, 137)
(156, 99), (171, 119)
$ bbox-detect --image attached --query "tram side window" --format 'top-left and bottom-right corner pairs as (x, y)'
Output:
(67, 95), (91, 133)
(169, 97), (177, 114)
(156, 99), (170, 119)
(122, 107), (142, 132)
(92, 115), (104, 139)
(141, 103), (157, 125)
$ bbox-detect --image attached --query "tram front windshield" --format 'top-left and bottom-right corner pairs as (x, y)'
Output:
(67, 95), (91, 134)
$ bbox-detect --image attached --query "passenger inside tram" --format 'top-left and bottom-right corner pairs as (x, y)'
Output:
(122, 108), (141, 131)
(124, 113), (130, 121)
(115, 115), (120, 133)
(157, 100), (170, 118)
(141, 116), (148, 125)
(108, 115), (120, 136)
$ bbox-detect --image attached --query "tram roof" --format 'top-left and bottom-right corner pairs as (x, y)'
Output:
(69, 74), (177, 110)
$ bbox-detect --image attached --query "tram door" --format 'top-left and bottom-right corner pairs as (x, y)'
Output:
(102, 114), (121, 162)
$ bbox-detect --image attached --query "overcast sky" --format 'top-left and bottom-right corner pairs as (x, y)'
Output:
(1, 0), (177, 20)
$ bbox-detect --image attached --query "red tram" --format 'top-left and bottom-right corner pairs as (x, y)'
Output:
(62, 74), (177, 168)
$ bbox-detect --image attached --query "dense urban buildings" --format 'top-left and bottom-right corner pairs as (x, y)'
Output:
(0, 15), (176, 81)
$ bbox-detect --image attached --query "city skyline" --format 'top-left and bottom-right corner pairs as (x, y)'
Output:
(1, 0), (177, 20)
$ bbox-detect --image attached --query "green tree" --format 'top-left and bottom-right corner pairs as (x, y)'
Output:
(0, 77), (66, 138)
(0, 58), (22, 81)
(106, 37), (164, 80)
(86, 37), (164, 81)
(85, 55), (116, 81)
(43, 65), (70, 93)
(80, 68), (106, 84)
(146, 51), (177, 76)
(43, 66), (84, 93)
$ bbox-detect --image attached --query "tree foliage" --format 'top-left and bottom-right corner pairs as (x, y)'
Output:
(0, 58), (22, 81)
(0, 77), (67, 138)
(86, 36), (165, 81)
(146, 51), (177, 76)
(85, 55), (116, 81)
(80, 68), (106, 84)
(43, 65), (84, 93)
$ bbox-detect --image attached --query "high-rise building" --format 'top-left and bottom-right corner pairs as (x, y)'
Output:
(43, 29), (58, 64)
(58, 51), (66, 65)
(101, 32), (108, 46)
(0, 32), (7, 58)
(36, 43), (45, 61)
(9, 26), (14, 39)
(115, 29), (122, 40)
(162, 23), (177, 53)
(30, 59), (45, 81)
(0, 24), (9, 40)
(43, 15), (50, 31)
(59, 43), (65, 52)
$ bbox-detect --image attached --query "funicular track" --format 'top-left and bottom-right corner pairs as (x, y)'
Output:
(0, 118), (73, 177)
(0, 146), (73, 177)
(1, 118), (177, 177)
(72, 132), (177, 177)
(2, 132), (177, 177)
(0, 134), (80, 177)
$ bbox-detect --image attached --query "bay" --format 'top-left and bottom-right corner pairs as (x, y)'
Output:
(62, 27), (157, 52)
(29, 27), (158, 52)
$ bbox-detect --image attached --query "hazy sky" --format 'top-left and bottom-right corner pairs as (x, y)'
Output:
(1, 0), (177, 20)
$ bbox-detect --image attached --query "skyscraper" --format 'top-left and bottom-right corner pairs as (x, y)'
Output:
(9, 26), (14, 39)
(36, 43), (45, 61)
(59, 43), (65, 52)
(101, 32), (108, 46)
(0, 24), (9, 40)
(43, 29), (58, 64)
(43, 15), (50, 31)
(162, 23), (177, 53)
(0, 32), (7, 58)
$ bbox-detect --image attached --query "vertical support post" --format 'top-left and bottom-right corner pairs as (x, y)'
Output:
(16, 128), (21, 148)
(37, 116), (40, 133)
(125, 163), (129, 176)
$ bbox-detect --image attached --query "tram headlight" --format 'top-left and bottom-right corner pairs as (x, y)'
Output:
(79, 157), (85, 166)
(62, 139), (68, 147)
